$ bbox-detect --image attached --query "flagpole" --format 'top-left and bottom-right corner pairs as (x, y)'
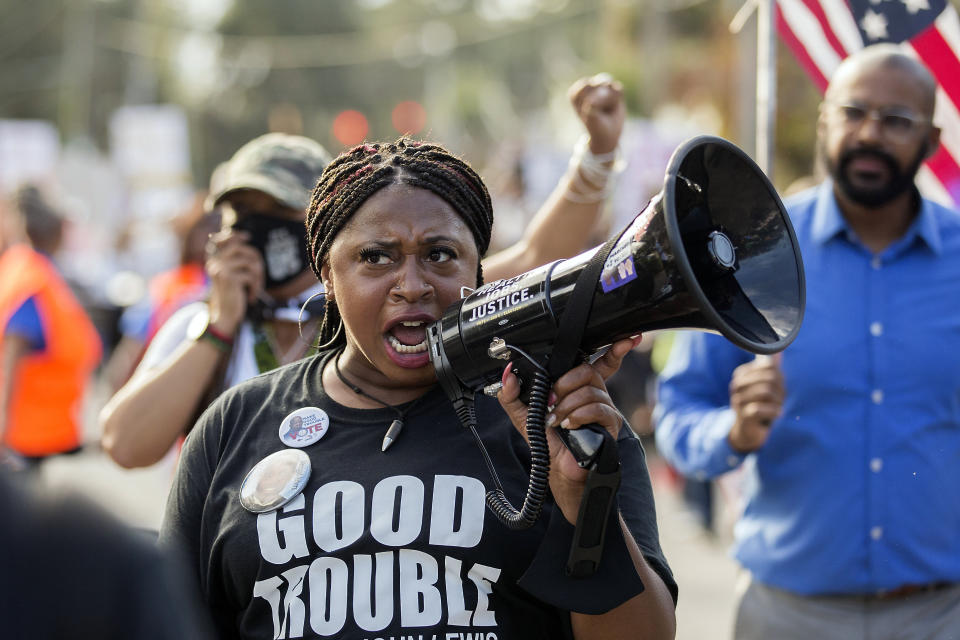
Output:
(756, 0), (776, 181)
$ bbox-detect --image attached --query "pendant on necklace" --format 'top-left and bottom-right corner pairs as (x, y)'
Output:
(381, 419), (404, 452)
(239, 448), (311, 514)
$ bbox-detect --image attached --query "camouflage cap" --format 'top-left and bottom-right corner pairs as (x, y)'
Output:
(207, 133), (332, 212)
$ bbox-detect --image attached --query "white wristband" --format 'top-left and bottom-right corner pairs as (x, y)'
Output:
(563, 135), (625, 203)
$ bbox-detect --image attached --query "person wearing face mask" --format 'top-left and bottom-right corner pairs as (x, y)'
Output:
(654, 45), (960, 639)
(99, 133), (331, 469)
(100, 73), (629, 470)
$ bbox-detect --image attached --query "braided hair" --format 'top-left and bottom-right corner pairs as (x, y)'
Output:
(306, 138), (494, 347)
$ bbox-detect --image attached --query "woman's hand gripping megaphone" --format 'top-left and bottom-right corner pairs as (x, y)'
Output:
(496, 335), (641, 523)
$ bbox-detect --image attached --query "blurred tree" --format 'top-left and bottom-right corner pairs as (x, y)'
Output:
(0, 1), (66, 123)
(2, 0), (892, 196)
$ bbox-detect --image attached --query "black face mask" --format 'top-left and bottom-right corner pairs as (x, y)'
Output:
(232, 213), (311, 290)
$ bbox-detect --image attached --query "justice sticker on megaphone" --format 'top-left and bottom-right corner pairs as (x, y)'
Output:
(464, 284), (533, 323)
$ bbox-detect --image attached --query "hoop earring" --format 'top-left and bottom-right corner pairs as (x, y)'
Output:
(297, 290), (326, 341)
(315, 309), (344, 351)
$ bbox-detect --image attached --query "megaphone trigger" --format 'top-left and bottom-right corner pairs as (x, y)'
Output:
(555, 425), (607, 469)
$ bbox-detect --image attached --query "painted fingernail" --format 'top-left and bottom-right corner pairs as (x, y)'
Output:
(560, 418), (571, 429)
(501, 362), (513, 386)
(546, 413), (557, 427)
(548, 392), (558, 405)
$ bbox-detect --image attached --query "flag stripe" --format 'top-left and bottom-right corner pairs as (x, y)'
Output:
(911, 25), (960, 122)
(817, 0), (863, 54)
(777, 0), (845, 86)
(910, 8), (960, 202)
(904, 43), (960, 170)
(777, 6), (831, 90)
(917, 165), (953, 205)
(934, 4), (960, 52)
(923, 146), (960, 204)
(800, 0), (851, 58)
(932, 86), (960, 172)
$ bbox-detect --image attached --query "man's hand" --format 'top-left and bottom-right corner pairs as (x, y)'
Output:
(568, 73), (626, 155)
(204, 229), (265, 336)
(727, 355), (785, 452)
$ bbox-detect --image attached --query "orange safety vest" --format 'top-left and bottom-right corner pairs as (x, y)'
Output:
(0, 245), (102, 456)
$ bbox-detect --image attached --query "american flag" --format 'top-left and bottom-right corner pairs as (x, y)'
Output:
(776, 0), (960, 207)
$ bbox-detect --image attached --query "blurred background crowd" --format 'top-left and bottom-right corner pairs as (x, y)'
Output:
(1, 0), (824, 330)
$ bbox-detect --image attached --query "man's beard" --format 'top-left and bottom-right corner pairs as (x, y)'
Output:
(822, 142), (927, 207)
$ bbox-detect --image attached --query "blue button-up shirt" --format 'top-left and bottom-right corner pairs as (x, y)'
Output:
(654, 181), (960, 596)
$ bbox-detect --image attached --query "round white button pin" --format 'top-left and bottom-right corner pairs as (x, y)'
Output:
(279, 407), (330, 448)
(239, 448), (312, 514)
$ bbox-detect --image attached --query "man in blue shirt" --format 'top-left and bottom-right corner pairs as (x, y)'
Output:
(655, 45), (960, 639)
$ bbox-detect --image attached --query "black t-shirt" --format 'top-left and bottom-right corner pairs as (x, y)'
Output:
(160, 351), (676, 639)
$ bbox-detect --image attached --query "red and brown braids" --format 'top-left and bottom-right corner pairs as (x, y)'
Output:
(305, 138), (494, 347)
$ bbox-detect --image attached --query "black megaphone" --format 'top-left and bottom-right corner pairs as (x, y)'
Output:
(426, 135), (805, 574)
(429, 134), (804, 400)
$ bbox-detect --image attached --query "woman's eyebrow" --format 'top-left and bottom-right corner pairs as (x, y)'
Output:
(424, 234), (461, 245)
(360, 235), (462, 248)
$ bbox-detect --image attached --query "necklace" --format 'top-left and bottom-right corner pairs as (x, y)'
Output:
(332, 349), (429, 452)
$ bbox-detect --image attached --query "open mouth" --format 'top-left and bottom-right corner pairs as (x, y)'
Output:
(386, 320), (428, 354)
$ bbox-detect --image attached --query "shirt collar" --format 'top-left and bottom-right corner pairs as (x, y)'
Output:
(811, 180), (942, 255)
(810, 180), (847, 246)
(912, 195), (943, 255)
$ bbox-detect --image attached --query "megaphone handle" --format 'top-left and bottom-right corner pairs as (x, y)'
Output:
(556, 425), (606, 468)
(558, 424), (622, 578)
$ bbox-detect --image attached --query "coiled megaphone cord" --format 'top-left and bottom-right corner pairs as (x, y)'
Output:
(454, 369), (552, 530)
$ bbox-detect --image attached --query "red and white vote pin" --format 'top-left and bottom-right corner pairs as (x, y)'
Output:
(239, 448), (311, 514)
(278, 407), (330, 448)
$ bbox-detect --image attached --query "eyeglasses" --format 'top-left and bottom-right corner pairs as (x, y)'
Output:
(824, 102), (931, 143)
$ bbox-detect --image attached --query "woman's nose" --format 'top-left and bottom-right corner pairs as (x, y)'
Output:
(391, 259), (433, 301)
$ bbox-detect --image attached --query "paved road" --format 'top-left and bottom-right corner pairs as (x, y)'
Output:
(650, 459), (741, 640)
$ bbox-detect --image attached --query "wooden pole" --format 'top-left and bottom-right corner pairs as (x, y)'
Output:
(756, 0), (777, 180)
